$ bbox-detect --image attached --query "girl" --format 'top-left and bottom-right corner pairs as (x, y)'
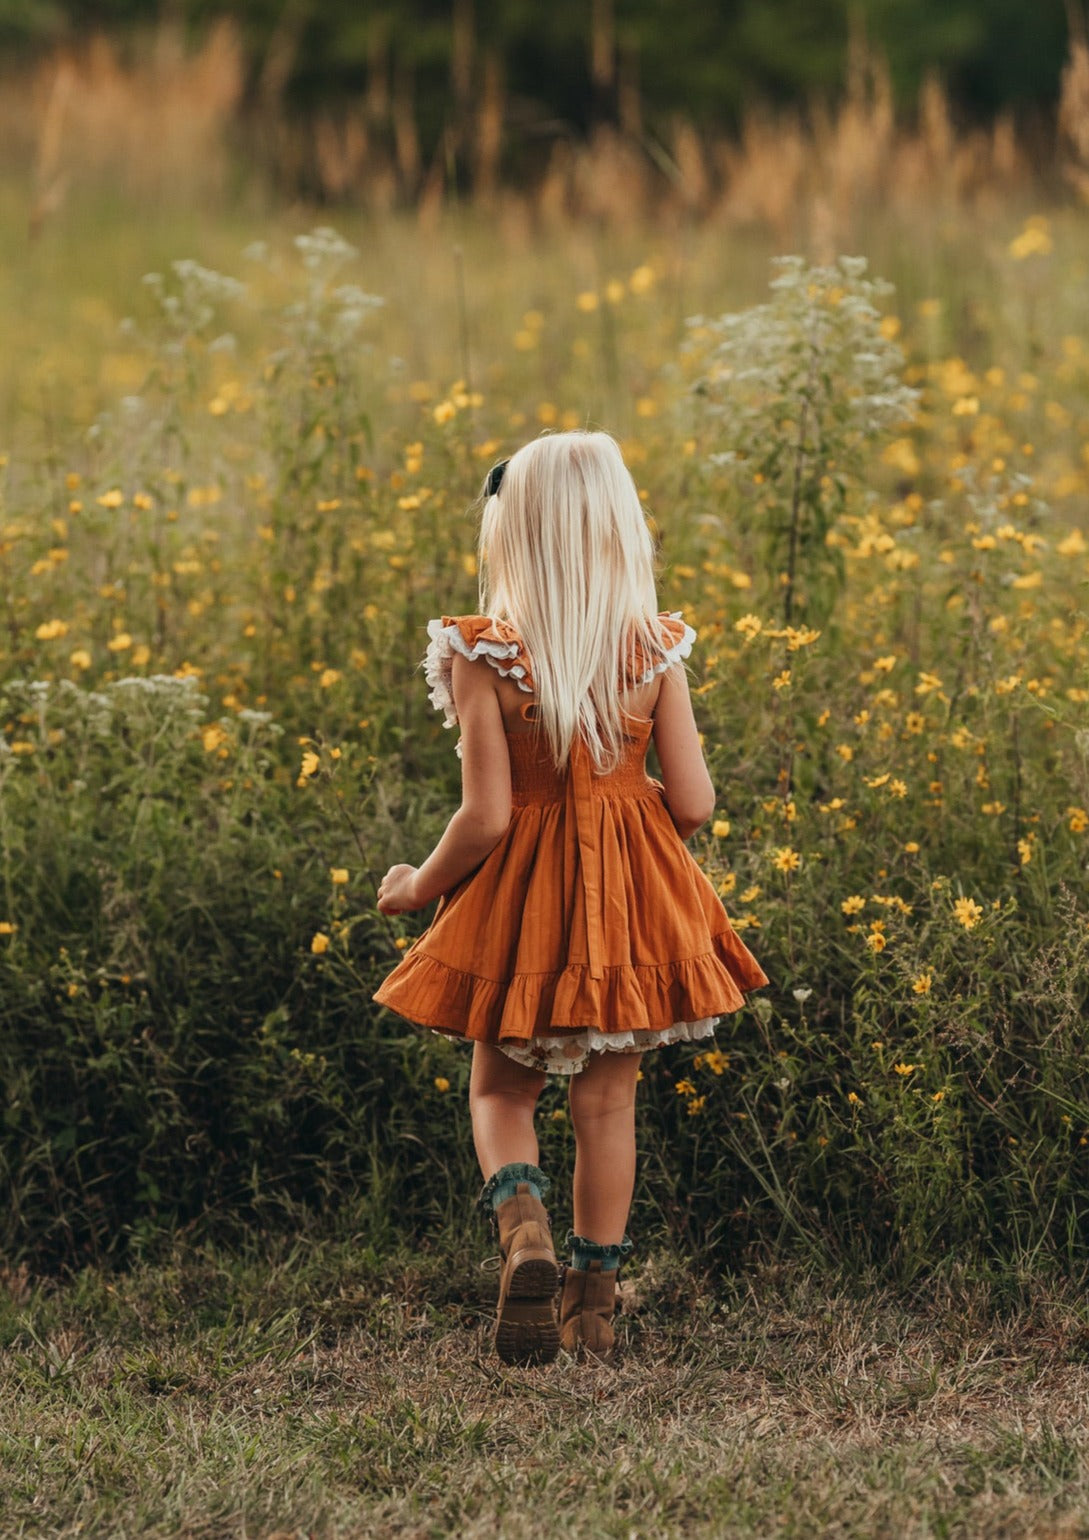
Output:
(374, 431), (768, 1366)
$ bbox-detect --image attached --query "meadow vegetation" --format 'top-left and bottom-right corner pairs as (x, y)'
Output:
(0, 184), (1087, 1295)
(0, 45), (1088, 1520)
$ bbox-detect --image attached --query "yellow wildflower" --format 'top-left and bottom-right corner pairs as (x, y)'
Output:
(734, 614), (762, 642)
(310, 932), (330, 954)
(712, 818), (731, 838)
(841, 895), (866, 915)
(912, 971), (933, 995)
(784, 626), (821, 650)
(1008, 217), (1053, 259)
(952, 897), (983, 930)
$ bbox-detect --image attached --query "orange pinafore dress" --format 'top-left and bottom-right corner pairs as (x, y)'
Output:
(372, 612), (769, 1074)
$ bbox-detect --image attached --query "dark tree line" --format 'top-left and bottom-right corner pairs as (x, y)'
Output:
(0, 0), (1074, 138)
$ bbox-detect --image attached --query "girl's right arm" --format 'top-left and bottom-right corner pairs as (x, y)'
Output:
(651, 663), (716, 840)
(377, 650), (512, 913)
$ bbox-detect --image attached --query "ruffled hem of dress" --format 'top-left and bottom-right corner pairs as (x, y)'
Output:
(494, 1017), (717, 1076)
(372, 932), (769, 1044)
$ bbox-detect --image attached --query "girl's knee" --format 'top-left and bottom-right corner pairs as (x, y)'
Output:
(568, 1051), (641, 1120)
(469, 1082), (542, 1117)
(469, 1041), (546, 1106)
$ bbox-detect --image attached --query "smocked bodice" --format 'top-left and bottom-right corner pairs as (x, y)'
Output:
(507, 718), (657, 807)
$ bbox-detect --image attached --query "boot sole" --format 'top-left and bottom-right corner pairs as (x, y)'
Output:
(495, 1254), (561, 1366)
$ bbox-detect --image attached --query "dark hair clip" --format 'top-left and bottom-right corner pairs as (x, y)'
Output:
(485, 458), (509, 497)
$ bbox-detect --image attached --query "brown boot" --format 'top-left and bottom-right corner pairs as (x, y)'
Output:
(492, 1183), (561, 1365)
(559, 1260), (619, 1361)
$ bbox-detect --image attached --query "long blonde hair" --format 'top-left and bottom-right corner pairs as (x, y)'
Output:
(479, 431), (667, 772)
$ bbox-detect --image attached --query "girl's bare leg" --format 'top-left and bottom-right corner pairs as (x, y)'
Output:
(469, 1040), (547, 1178)
(567, 1049), (642, 1244)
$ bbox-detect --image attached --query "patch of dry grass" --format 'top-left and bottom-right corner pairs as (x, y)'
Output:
(3, 1240), (1089, 1538)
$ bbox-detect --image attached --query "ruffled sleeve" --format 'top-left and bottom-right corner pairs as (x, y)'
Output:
(423, 615), (535, 734)
(628, 611), (697, 685)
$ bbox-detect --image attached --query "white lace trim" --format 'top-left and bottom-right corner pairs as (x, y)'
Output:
(423, 613), (697, 744)
(635, 612), (697, 685)
(495, 1016), (717, 1076)
(424, 619), (533, 737)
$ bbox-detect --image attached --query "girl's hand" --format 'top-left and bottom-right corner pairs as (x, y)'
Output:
(377, 863), (423, 915)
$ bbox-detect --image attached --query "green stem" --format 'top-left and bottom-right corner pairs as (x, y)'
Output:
(784, 354), (815, 629)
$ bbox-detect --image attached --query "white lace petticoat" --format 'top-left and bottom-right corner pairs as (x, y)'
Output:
(489, 1017), (717, 1076)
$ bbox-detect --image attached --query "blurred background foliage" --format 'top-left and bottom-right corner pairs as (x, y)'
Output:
(0, 0), (1078, 216)
(0, 0), (1072, 123)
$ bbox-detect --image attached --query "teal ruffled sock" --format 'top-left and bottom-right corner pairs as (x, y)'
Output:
(476, 1161), (550, 1218)
(567, 1231), (633, 1273)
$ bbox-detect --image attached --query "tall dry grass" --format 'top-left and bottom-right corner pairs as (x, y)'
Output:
(1059, 29), (1089, 201)
(9, 20), (244, 236)
(2, 17), (1085, 245)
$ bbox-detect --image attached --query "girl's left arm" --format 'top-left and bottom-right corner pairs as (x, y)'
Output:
(377, 651), (513, 914)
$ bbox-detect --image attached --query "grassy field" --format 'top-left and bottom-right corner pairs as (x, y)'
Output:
(6, 1238), (1089, 1540)
(4, 1240), (1089, 1539)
